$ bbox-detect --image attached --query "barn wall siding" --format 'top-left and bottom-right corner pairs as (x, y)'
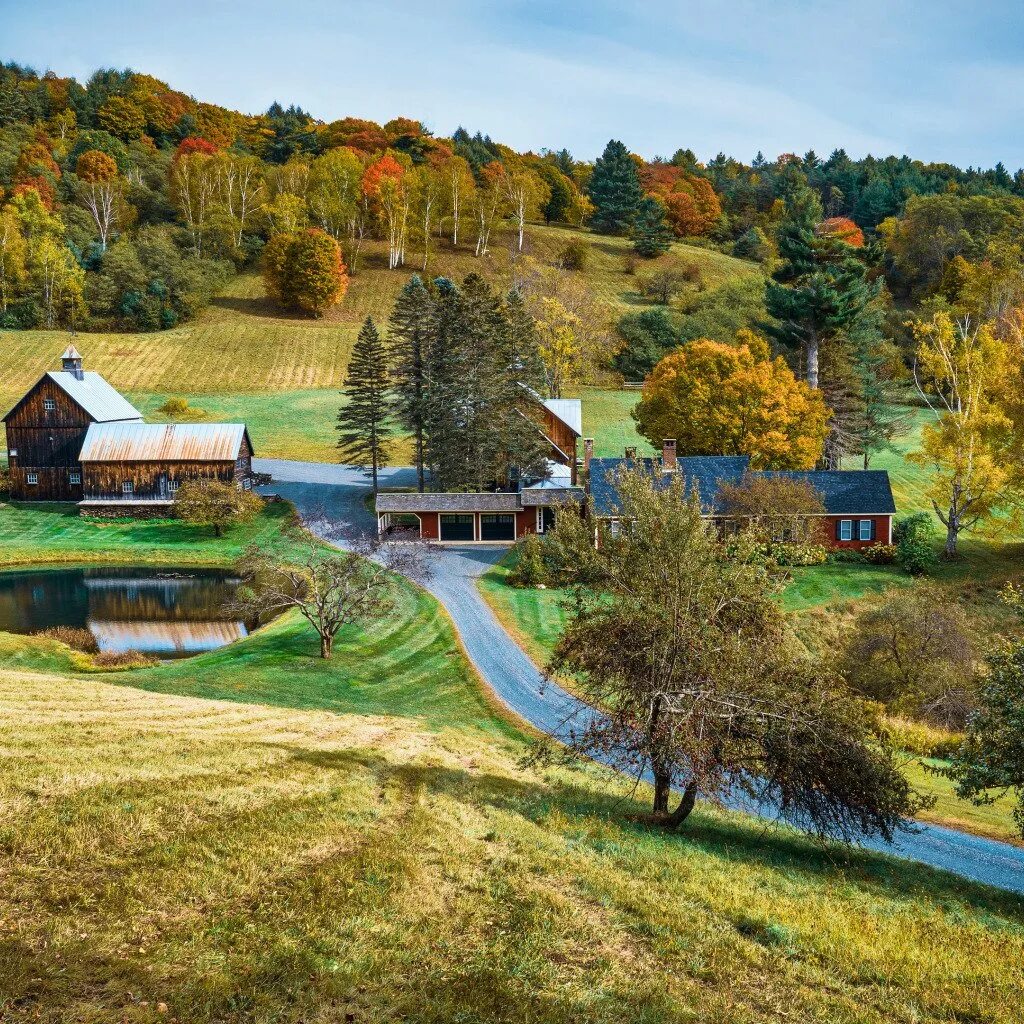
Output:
(5, 378), (93, 500)
(82, 461), (236, 500)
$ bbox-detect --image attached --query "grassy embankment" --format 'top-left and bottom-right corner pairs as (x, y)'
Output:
(0, 224), (754, 463)
(3, 611), (1024, 1021)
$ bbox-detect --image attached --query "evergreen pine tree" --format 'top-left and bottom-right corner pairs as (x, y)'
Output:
(502, 287), (545, 393)
(587, 139), (645, 235)
(848, 308), (910, 469)
(388, 276), (434, 492)
(632, 197), (673, 258)
(764, 187), (878, 390)
(336, 317), (393, 493)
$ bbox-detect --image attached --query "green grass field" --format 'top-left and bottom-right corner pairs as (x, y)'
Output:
(0, 499), (297, 567)
(4, 618), (1024, 1021)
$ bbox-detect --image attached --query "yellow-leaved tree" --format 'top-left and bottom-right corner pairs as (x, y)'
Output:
(632, 332), (829, 469)
(535, 296), (584, 399)
(911, 312), (1018, 558)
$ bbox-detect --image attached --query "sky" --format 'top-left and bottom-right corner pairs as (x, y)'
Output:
(5, 0), (1024, 168)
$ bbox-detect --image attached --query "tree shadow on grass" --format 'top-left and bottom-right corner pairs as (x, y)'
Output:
(284, 744), (1024, 920)
(209, 294), (310, 321)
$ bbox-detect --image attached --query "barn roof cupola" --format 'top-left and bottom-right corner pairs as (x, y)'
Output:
(61, 343), (84, 380)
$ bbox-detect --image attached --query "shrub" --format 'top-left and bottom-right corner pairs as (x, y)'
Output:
(884, 716), (964, 760)
(33, 625), (99, 653)
(894, 512), (937, 575)
(91, 649), (158, 669)
(621, 254), (638, 276)
(772, 543), (828, 566)
(507, 534), (549, 588)
(557, 239), (590, 271)
(158, 396), (190, 417)
(0, 465), (10, 501)
(863, 543), (898, 565)
(639, 268), (693, 305)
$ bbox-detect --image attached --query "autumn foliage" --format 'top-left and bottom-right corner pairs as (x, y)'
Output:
(263, 228), (349, 317)
(174, 136), (219, 160)
(75, 150), (118, 184)
(632, 333), (829, 469)
(818, 216), (865, 248)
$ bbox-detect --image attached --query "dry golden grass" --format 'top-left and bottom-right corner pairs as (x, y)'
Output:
(1, 663), (1023, 1024)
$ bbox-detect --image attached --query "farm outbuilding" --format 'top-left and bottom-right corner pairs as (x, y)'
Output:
(2, 348), (255, 515)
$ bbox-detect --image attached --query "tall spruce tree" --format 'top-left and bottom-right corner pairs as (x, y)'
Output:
(587, 139), (645, 235)
(632, 196), (673, 258)
(336, 317), (393, 493)
(389, 276), (434, 492)
(423, 275), (548, 491)
(765, 188), (878, 390)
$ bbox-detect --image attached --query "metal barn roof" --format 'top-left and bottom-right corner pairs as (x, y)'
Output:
(80, 422), (249, 462)
(376, 492), (524, 514)
(44, 371), (143, 423)
(543, 398), (582, 436)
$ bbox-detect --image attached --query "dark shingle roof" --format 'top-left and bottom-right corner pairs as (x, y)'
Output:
(376, 492), (524, 513)
(589, 455), (895, 517)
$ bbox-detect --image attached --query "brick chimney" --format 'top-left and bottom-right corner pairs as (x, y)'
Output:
(61, 343), (84, 381)
(662, 438), (677, 472)
(583, 437), (594, 472)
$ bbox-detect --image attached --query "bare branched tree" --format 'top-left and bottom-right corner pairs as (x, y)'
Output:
(233, 521), (433, 659)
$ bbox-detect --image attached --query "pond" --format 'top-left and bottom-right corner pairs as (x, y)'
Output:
(0, 566), (254, 659)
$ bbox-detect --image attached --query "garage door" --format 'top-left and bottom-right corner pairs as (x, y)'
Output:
(440, 514), (475, 541)
(480, 513), (515, 541)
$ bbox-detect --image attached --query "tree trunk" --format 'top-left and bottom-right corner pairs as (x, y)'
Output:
(807, 334), (819, 390)
(416, 431), (425, 493)
(944, 515), (959, 559)
(664, 782), (699, 828)
(320, 633), (333, 659)
(652, 768), (671, 814)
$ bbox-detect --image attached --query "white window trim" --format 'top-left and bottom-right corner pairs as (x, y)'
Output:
(43, 398), (56, 412)
(69, 471), (81, 484)
(838, 519), (853, 542)
(122, 481), (134, 494)
(858, 519), (874, 542)
(26, 472), (38, 485)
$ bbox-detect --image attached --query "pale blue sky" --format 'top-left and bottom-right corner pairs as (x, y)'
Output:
(4, 0), (1024, 167)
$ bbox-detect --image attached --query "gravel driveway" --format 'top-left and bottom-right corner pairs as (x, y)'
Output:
(257, 458), (1024, 896)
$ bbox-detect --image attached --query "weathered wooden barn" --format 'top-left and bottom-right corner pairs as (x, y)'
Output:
(78, 422), (255, 515)
(3, 346), (143, 501)
(3, 347), (255, 515)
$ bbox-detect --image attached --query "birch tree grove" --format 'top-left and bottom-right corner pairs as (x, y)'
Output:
(212, 153), (265, 249)
(75, 150), (125, 251)
(363, 154), (410, 269)
(169, 151), (216, 256)
(502, 166), (550, 252)
(473, 162), (506, 256)
(442, 155), (475, 245)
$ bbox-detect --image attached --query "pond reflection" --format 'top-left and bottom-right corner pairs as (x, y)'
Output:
(0, 567), (251, 659)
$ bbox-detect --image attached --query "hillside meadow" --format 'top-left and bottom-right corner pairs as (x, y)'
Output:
(3, 614), (1024, 1022)
(0, 223), (755, 461)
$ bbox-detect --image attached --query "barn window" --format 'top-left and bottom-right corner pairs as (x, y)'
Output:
(69, 471), (81, 485)
(168, 479), (180, 492)
(43, 398), (56, 412)
(122, 481), (134, 494)
(858, 519), (875, 542)
(26, 473), (38, 485)
(837, 519), (853, 542)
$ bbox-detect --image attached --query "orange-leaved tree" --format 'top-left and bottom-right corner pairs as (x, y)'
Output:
(362, 153), (409, 269)
(75, 150), (127, 251)
(263, 228), (349, 317)
(632, 331), (829, 469)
